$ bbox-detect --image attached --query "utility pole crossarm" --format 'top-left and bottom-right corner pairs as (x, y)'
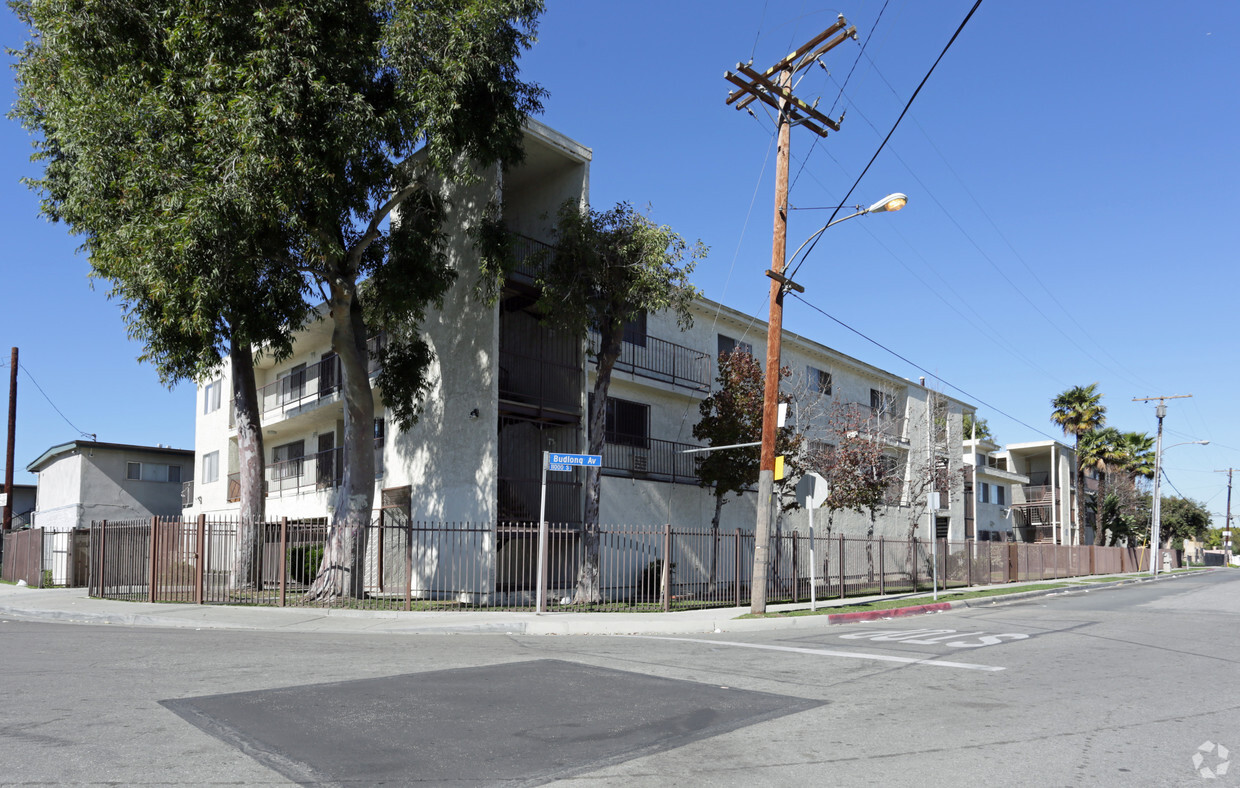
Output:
(725, 16), (857, 140)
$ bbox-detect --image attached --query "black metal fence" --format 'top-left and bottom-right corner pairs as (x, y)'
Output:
(86, 517), (1166, 612)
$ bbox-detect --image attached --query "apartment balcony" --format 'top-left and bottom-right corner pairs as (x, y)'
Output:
(590, 330), (711, 394)
(843, 402), (908, 445)
(601, 434), (702, 486)
(256, 335), (384, 427)
(226, 441), (384, 502)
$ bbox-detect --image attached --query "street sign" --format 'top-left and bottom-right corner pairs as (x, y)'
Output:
(546, 453), (601, 470)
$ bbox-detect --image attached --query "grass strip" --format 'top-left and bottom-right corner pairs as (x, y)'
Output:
(738, 582), (1076, 618)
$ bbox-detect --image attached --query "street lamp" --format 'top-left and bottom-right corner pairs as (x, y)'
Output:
(1150, 434), (1209, 577)
(750, 192), (908, 614)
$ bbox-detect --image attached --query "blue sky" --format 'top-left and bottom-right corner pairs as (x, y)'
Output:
(2, 1), (1238, 525)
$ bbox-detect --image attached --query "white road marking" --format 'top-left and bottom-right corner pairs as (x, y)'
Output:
(630, 635), (1005, 672)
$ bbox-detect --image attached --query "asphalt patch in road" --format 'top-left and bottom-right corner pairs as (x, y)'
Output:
(161, 658), (821, 786)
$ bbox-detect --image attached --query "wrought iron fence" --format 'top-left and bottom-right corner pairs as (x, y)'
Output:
(86, 517), (1167, 613)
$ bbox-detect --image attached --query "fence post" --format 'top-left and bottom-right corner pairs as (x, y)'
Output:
(791, 533), (799, 602)
(278, 517), (288, 607)
(966, 539), (973, 588)
(96, 520), (107, 597)
(661, 523), (672, 613)
(195, 514), (206, 604)
(405, 518), (414, 612)
(911, 538), (918, 591)
(377, 508), (385, 594)
(838, 534), (846, 599)
(1089, 544), (1095, 576)
(147, 516), (159, 603)
(879, 536), (885, 596)
(734, 529), (742, 608)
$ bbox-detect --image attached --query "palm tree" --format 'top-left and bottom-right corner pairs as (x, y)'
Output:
(1051, 383), (1106, 545)
(1117, 431), (1156, 481)
(1079, 427), (1123, 544)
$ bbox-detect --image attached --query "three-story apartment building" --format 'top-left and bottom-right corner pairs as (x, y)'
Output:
(184, 121), (978, 602)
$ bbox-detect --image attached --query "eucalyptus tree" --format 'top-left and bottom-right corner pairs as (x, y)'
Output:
(1051, 383), (1106, 544)
(9, 0), (311, 584)
(529, 201), (705, 604)
(12, 0), (547, 600)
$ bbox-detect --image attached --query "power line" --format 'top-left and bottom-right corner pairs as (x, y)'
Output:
(19, 364), (93, 440)
(790, 0), (891, 193)
(791, 292), (1058, 441)
(789, 0), (985, 282)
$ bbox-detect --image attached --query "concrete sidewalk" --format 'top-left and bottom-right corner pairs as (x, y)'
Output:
(0, 570), (1199, 636)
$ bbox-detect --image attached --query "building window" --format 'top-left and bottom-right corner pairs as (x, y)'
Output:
(272, 440), (305, 480)
(979, 483), (990, 504)
(374, 418), (386, 477)
(808, 366), (832, 396)
(127, 462), (182, 483)
(870, 388), (896, 417)
(277, 363), (307, 404)
(603, 397), (649, 448)
(621, 311), (647, 347)
(718, 334), (754, 358)
(204, 379), (222, 414)
(996, 485), (1006, 505)
(203, 451), (219, 484)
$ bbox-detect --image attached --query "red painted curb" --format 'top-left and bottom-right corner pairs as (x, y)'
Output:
(827, 601), (953, 624)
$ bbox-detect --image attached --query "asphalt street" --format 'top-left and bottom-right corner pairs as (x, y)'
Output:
(1, 570), (1236, 786)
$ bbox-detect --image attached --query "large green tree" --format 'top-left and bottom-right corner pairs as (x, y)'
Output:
(9, 0), (311, 584)
(1051, 383), (1106, 545)
(12, 0), (546, 600)
(1158, 496), (1211, 549)
(530, 201), (705, 604)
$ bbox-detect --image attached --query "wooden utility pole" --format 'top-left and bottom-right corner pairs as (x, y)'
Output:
(1214, 469), (1235, 554)
(725, 17), (856, 613)
(3, 347), (16, 531)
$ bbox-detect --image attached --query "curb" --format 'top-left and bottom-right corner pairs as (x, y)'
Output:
(819, 569), (1200, 625)
(827, 602), (951, 624)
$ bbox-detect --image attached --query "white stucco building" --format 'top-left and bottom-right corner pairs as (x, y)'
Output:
(180, 121), (989, 601)
(1000, 440), (1079, 544)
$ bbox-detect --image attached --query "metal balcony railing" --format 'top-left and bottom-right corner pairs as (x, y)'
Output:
(226, 439), (383, 502)
(590, 330), (710, 394)
(601, 434), (702, 486)
(843, 402), (907, 442)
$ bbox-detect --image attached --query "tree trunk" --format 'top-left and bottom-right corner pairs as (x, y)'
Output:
(571, 325), (623, 605)
(306, 285), (376, 601)
(231, 338), (264, 590)
(1073, 435), (1084, 546)
(1092, 470), (1108, 546)
(706, 492), (724, 594)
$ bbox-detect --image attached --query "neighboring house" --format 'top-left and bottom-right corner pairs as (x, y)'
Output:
(1, 482), (37, 529)
(962, 437), (1029, 542)
(999, 440), (1078, 544)
(26, 440), (194, 532)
